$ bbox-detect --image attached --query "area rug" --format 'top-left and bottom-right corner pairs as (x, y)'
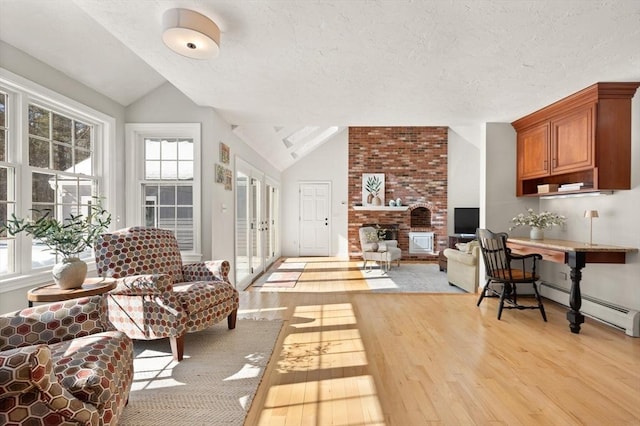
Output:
(120, 319), (282, 425)
(362, 262), (466, 293)
(250, 260), (306, 289)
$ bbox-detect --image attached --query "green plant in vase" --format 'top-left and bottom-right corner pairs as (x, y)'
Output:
(1, 198), (111, 289)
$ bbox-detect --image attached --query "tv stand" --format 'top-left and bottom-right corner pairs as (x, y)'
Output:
(438, 234), (477, 271)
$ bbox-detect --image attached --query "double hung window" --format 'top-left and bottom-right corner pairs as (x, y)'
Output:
(142, 138), (195, 251)
(126, 123), (201, 258)
(27, 104), (99, 267)
(1, 72), (112, 282)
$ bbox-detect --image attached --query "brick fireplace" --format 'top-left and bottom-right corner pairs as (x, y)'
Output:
(348, 126), (448, 260)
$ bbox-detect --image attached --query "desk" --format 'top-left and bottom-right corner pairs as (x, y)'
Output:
(28, 277), (117, 307)
(507, 237), (637, 334)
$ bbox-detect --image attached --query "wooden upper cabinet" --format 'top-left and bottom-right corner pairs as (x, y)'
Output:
(512, 82), (639, 197)
(550, 104), (594, 174)
(517, 122), (549, 179)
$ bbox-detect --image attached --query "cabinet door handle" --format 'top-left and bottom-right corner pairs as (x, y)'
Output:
(543, 160), (548, 170)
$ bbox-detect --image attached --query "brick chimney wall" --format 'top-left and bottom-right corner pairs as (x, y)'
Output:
(348, 126), (448, 260)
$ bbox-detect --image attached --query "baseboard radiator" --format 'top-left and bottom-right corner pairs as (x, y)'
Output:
(540, 282), (640, 337)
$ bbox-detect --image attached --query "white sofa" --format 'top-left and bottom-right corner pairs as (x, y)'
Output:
(443, 241), (480, 293)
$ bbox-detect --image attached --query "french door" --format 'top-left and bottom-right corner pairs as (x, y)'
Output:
(265, 179), (279, 267)
(235, 159), (279, 288)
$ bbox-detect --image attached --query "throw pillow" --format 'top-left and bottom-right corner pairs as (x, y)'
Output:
(364, 230), (379, 243)
(455, 242), (469, 252)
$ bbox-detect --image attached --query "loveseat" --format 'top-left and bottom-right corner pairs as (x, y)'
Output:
(0, 296), (133, 425)
(443, 240), (480, 293)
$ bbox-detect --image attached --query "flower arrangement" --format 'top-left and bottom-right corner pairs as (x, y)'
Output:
(509, 208), (565, 230)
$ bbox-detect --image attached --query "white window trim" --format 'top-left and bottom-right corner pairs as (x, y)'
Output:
(125, 123), (202, 261)
(0, 67), (117, 293)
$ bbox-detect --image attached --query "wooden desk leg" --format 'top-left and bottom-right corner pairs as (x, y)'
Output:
(566, 251), (586, 334)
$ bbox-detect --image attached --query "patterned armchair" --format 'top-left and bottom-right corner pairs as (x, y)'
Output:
(94, 226), (240, 361)
(0, 296), (134, 426)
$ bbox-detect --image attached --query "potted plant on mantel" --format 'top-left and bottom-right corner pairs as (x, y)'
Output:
(1, 199), (111, 289)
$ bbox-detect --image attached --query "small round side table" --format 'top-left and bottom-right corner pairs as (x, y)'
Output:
(27, 277), (117, 307)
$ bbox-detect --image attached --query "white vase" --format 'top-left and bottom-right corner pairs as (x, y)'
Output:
(52, 257), (87, 289)
(529, 227), (544, 240)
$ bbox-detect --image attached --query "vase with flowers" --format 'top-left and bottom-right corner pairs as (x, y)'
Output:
(509, 208), (565, 240)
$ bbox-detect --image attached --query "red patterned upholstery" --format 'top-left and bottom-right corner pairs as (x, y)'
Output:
(0, 296), (133, 426)
(94, 226), (239, 361)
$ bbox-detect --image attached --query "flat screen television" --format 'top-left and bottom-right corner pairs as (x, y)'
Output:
(454, 207), (479, 236)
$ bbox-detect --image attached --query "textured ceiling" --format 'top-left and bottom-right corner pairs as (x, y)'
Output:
(1, 0), (639, 170)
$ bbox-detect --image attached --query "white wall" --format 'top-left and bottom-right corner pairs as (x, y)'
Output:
(483, 123), (538, 234)
(0, 41), (127, 313)
(281, 129), (349, 257)
(448, 126), (482, 234)
(125, 83), (281, 281)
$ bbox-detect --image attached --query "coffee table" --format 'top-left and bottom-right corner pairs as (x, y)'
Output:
(27, 277), (117, 307)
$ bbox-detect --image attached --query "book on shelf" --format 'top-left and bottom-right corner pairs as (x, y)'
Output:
(558, 183), (590, 192)
(537, 183), (559, 193)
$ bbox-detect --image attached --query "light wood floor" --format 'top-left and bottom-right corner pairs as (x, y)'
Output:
(240, 258), (640, 426)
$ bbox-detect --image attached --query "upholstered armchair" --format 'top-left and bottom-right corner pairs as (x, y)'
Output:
(0, 296), (133, 426)
(94, 226), (240, 361)
(359, 226), (402, 272)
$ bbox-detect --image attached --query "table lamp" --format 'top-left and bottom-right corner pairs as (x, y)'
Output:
(584, 210), (599, 245)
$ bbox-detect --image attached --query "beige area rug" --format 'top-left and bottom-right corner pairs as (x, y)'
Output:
(363, 262), (466, 293)
(120, 319), (282, 425)
(248, 260), (306, 289)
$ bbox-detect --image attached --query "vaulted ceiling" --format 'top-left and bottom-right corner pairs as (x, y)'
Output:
(1, 0), (639, 170)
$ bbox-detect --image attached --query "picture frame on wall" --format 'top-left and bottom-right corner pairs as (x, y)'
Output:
(362, 173), (385, 206)
(219, 142), (230, 164)
(215, 164), (225, 183)
(224, 168), (232, 191)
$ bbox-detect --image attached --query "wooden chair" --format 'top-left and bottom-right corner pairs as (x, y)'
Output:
(476, 228), (547, 321)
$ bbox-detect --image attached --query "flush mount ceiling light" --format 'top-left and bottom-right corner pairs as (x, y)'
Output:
(162, 8), (220, 59)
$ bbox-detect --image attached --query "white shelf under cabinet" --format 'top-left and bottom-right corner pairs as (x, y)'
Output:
(353, 206), (409, 211)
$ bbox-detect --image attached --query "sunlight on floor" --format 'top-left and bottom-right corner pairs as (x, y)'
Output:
(130, 349), (185, 391)
(256, 302), (385, 425)
(239, 306), (289, 315)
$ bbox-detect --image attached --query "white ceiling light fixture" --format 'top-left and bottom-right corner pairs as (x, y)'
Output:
(162, 8), (220, 59)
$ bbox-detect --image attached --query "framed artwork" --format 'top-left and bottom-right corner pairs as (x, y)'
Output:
(362, 173), (385, 206)
(224, 168), (232, 191)
(215, 164), (225, 183)
(219, 142), (230, 164)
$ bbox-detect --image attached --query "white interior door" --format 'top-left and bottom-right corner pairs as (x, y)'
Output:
(299, 182), (330, 256)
